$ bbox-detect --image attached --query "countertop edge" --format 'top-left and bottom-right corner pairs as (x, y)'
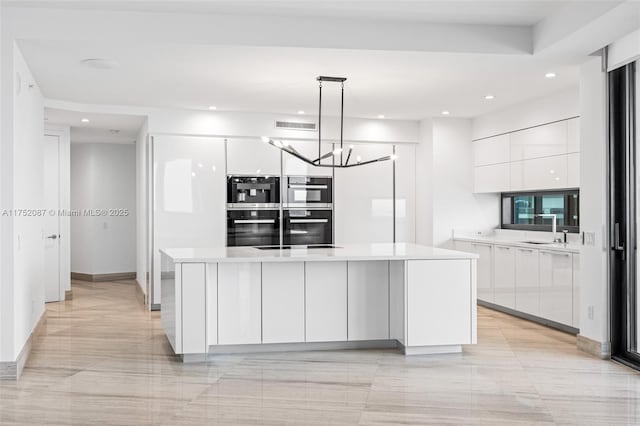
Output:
(453, 237), (580, 253)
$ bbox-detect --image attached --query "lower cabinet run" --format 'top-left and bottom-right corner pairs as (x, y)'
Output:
(455, 239), (579, 331)
(161, 255), (477, 358)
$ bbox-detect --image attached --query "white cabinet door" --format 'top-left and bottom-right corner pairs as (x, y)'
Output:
(455, 241), (492, 303)
(305, 261), (348, 342)
(493, 245), (516, 309)
(153, 135), (226, 306)
(226, 138), (281, 176)
(217, 263), (262, 345)
(473, 134), (510, 166)
(515, 248), (540, 316)
(567, 118), (580, 153)
(262, 262), (305, 343)
(407, 259), (472, 346)
(522, 155), (568, 190)
(568, 153), (580, 188)
(394, 144), (416, 243)
(572, 254), (580, 328)
(510, 121), (568, 161)
(347, 261), (389, 341)
(282, 141), (334, 177)
(539, 250), (573, 326)
(470, 243), (493, 303)
(510, 161), (523, 191)
(474, 163), (510, 193)
(335, 144), (394, 244)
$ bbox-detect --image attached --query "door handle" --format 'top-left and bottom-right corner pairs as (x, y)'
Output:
(233, 219), (275, 224)
(289, 219), (329, 224)
(47, 234), (58, 240)
(613, 223), (624, 251)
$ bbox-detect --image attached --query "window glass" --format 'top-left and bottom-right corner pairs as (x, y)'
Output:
(501, 190), (579, 233)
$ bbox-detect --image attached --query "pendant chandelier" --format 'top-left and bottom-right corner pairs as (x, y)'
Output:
(262, 76), (396, 168)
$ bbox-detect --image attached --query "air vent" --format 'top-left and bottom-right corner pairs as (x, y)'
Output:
(275, 121), (317, 131)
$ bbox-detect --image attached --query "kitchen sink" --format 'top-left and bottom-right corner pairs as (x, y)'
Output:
(520, 241), (553, 245)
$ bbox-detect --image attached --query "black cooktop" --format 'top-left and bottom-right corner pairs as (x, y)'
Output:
(255, 245), (340, 250)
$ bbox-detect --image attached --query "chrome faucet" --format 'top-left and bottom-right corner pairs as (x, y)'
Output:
(535, 214), (562, 242)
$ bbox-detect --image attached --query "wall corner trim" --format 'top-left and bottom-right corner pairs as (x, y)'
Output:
(577, 334), (611, 359)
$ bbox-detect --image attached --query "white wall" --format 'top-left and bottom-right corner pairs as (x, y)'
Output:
(135, 119), (148, 295)
(471, 87), (580, 140)
(578, 55), (609, 352)
(0, 42), (45, 363)
(431, 118), (500, 248)
(70, 143), (136, 275)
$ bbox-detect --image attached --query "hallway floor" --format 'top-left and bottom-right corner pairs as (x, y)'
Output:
(0, 279), (639, 425)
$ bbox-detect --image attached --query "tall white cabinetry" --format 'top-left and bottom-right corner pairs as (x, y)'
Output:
(473, 118), (580, 193)
(152, 135), (226, 306)
(335, 144), (394, 244)
(226, 138), (281, 176)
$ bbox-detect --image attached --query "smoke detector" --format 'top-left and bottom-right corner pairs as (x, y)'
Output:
(81, 58), (119, 70)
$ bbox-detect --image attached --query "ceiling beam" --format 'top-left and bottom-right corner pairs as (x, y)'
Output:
(3, 6), (532, 54)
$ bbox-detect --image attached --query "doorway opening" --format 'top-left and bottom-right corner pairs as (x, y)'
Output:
(45, 108), (146, 302)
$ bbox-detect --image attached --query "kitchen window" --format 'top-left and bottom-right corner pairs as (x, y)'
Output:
(501, 190), (579, 233)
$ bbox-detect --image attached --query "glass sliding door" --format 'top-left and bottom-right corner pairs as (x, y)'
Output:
(609, 60), (640, 368)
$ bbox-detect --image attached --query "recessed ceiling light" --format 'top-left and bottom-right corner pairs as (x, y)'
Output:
(545, 72), (557, 78)
(484, 95), (495, 100)
(378, 114), (385, 119)
(81, 118), (90, 123)
(441, 110), (450, 115)
(208, 106), (217, 110)
(297, 110), (305, 115)
(81, 58), (119, 70)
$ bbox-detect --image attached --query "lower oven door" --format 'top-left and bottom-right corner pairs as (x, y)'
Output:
(284, 209), (333, 246)
(227, 210), (280, 247)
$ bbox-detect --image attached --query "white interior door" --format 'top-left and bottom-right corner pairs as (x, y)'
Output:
(43, 134), (61, 302)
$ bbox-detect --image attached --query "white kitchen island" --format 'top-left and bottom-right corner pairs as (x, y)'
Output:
(160, 243), (478, 361)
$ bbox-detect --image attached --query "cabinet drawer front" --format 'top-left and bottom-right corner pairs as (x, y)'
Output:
(474, 163), (510, 193)
(473, 134), (510, 166)
(510, 121), (568, 161)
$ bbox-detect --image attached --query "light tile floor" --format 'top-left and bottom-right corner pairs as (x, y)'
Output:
(0, 279), (639, 425)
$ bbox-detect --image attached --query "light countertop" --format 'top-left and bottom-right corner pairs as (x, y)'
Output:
(454, 235), (580, 253)
(160, 243), (479, 263)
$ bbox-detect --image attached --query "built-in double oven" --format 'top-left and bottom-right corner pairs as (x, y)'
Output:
(282, 176), (333, 246)
(226, 175), (334, 247)
(226, 176), (280, 247)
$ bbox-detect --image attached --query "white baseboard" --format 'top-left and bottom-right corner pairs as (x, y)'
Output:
(0, 310), (47, 380)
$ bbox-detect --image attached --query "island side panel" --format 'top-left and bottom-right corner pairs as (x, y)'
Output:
(206, 263), (218, 347)
(406, 259), (474, 347)
(389, 260), (406, 345)
(160, 255), (181, 354)
(470, 259), (478, 344)
(347, 261), (390, 341)
(305, 261), (348, 342)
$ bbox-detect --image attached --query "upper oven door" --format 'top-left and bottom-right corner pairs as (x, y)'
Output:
(227, 176), (280, 208)
(284, 176), (332, 208)
(283, 209), (332, 246)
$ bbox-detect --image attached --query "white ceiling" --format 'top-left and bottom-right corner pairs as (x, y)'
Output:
(45, 108), (145, 144)
(7, 1), (638, 120)
(6, 0), (571, 25)
(22, 41), (580, 119)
